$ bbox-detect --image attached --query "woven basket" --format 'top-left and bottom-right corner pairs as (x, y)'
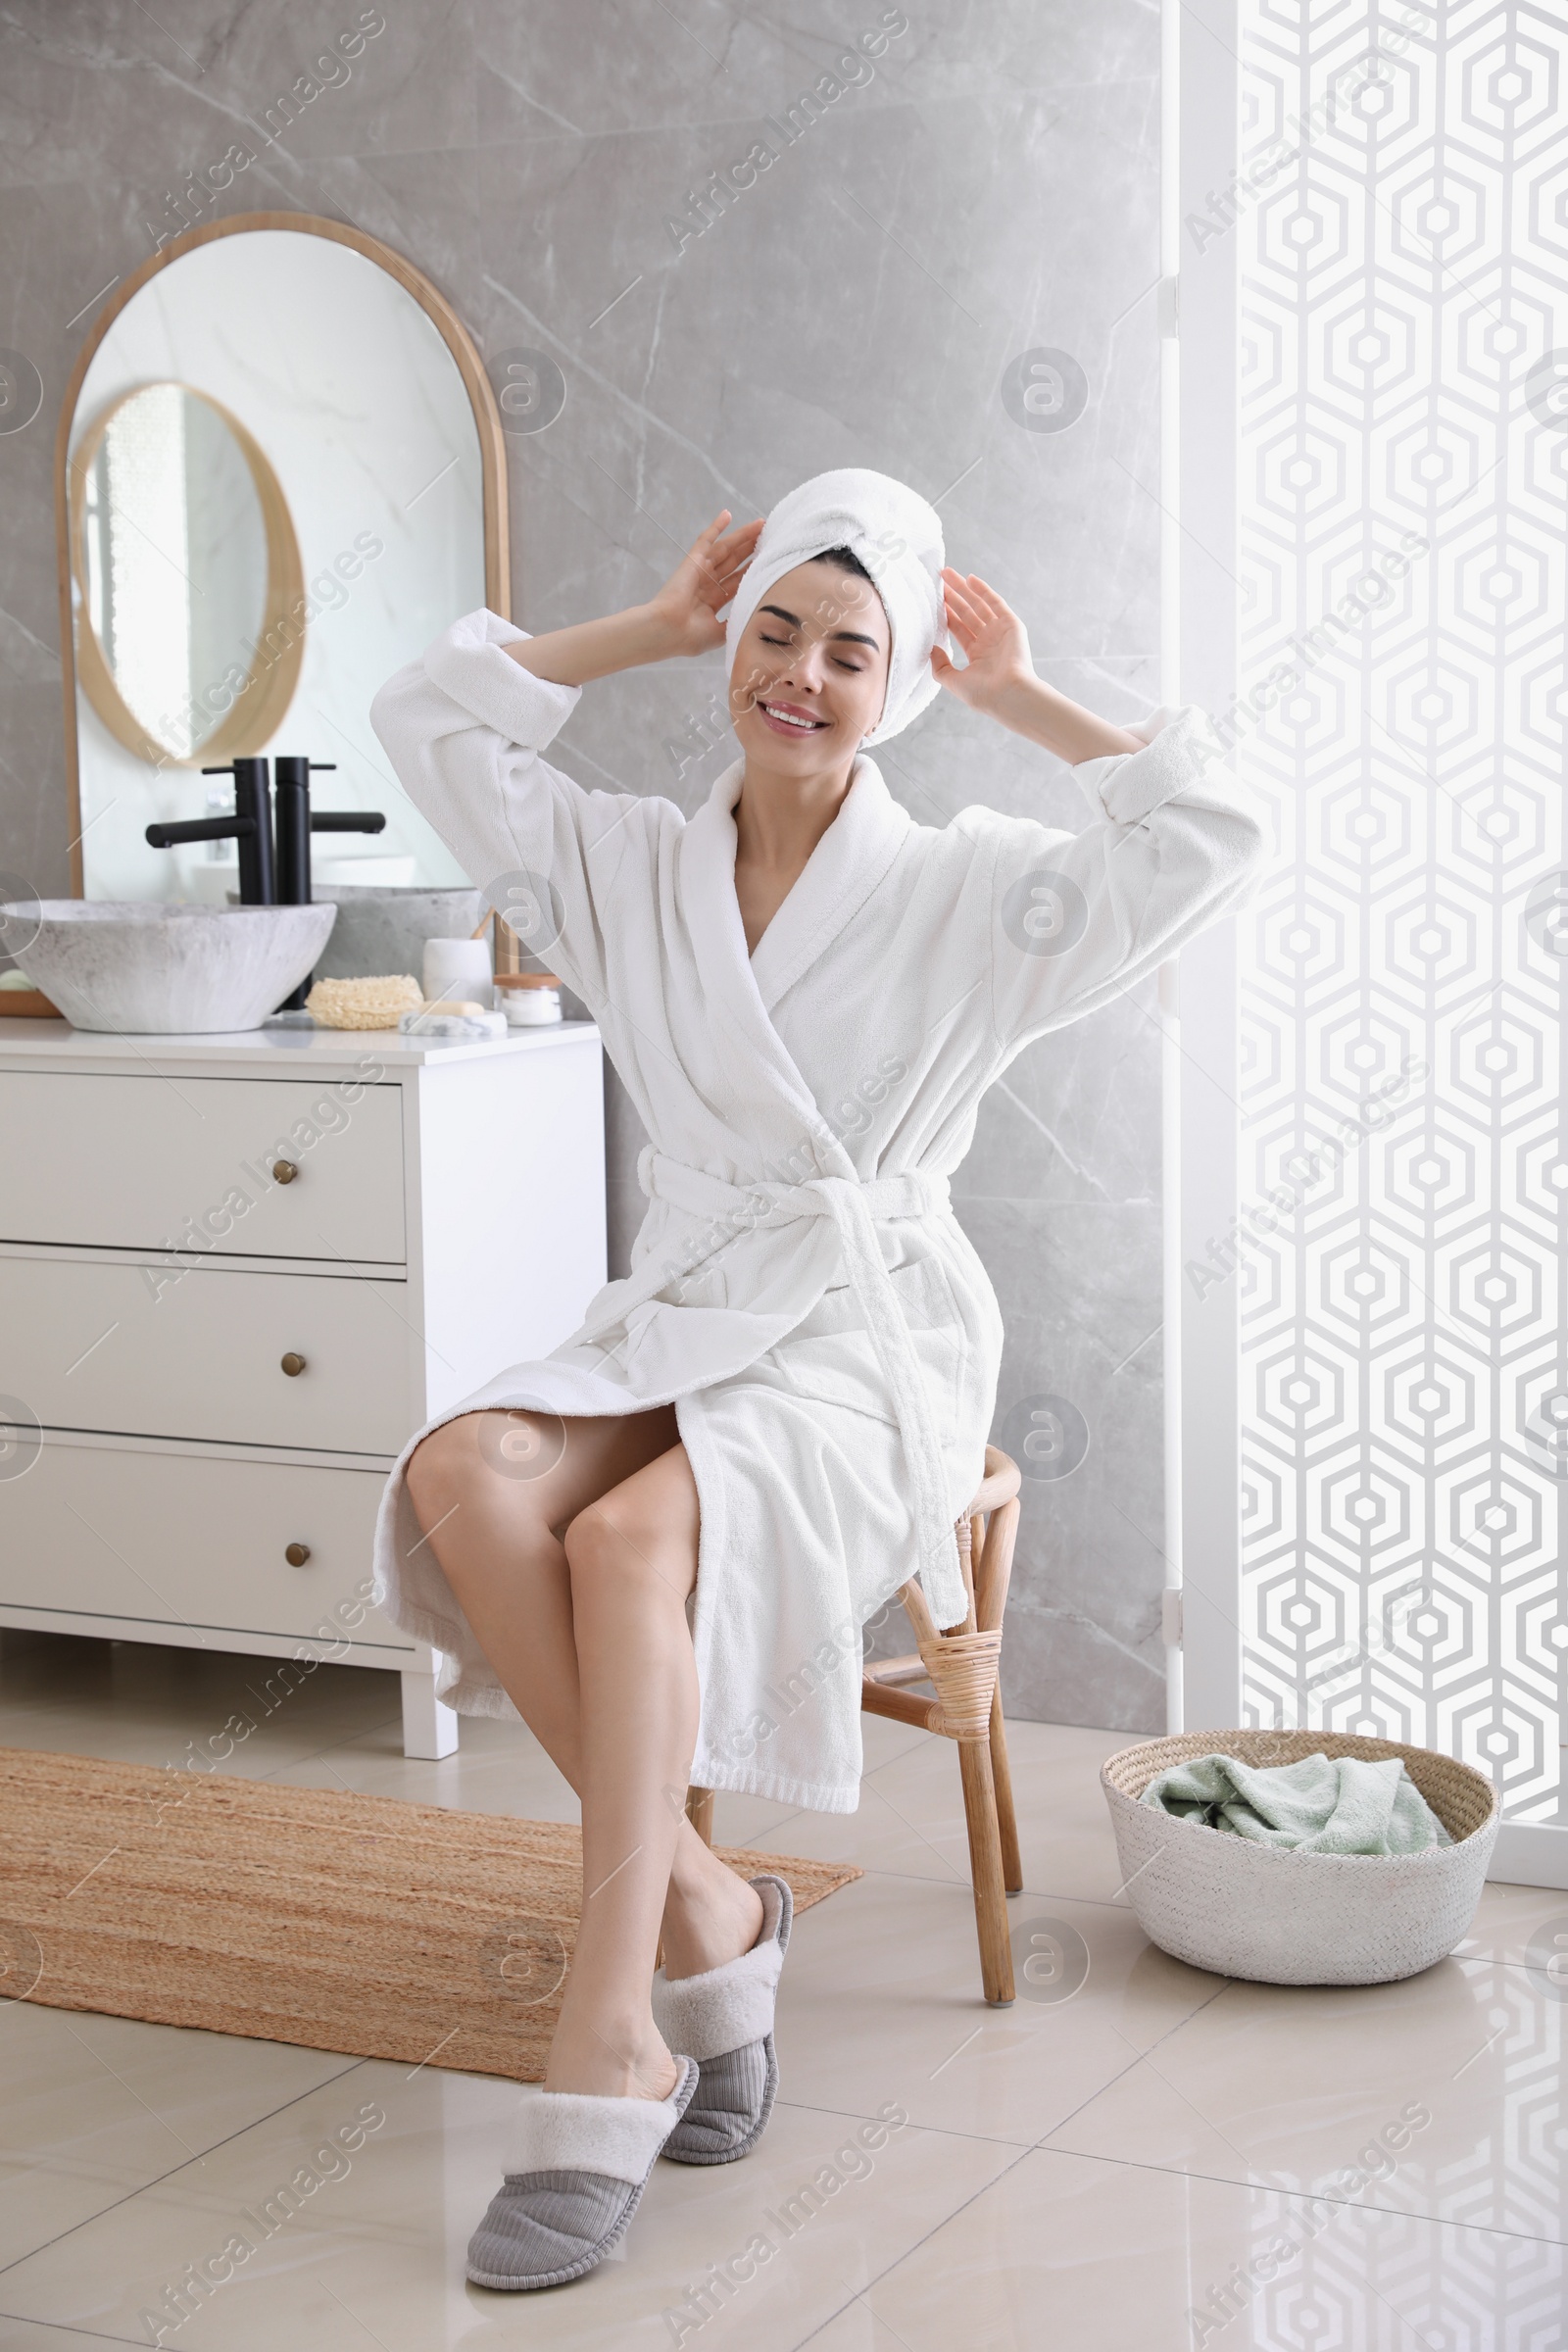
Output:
(1101, 1729), (1499, 1985)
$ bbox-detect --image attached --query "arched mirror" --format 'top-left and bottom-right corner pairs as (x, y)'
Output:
(72, 382), (304, 766)
(57, 213), (509, 903)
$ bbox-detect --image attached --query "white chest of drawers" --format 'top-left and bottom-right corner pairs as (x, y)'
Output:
(0, 1015), (607, 1757)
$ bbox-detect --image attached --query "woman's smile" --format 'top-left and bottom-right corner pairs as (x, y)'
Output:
(757, 697), (829, 735)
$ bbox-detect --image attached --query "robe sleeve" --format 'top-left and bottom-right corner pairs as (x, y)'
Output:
(971, 705), (1264, 1051)
(368, 607), (665, 1002)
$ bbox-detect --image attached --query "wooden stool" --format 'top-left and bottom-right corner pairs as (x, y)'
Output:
(685, 1444), (1024, 2006)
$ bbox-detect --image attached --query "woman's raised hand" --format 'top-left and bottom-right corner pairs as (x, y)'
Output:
(928, 567), (1145, 760)
(499, 511), (762, 689)
(645, 511), (765, 659)
(930, 568), (1034, 711)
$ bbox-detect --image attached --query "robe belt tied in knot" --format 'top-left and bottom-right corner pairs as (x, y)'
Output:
(610, 1147), (965, 1628)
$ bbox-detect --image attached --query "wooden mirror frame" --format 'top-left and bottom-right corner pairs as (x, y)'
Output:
(69, 382), (307, 770)
(55, 212), (511, 896)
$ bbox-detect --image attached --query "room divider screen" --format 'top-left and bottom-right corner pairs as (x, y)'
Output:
(1200, 0), (1568, 1886)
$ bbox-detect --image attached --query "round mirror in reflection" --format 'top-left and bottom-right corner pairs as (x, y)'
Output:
(70, 382), (304, 765)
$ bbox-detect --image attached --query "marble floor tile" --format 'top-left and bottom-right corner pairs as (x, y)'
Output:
(0, 1695), (97, 1745)
(809, 2146), (1565, 2352)
(0, 1636), (401, 1777)
(0, 1693), (399, 1780)
(704, 1790), (815, 1849)
(0, 2000), (359, 2270)
(1453, 1874), (1568, 1969)
(1045, 1953), (1568, 2239)
(0, 1626), (1555, 2349)
(0, 2056), (1011, 2352)
(263, 1706), (858, 1853)
(0, 2324), (137, 2352)
(771, 1716), (1131, 1902)
(775, 1869), (1224, 2145)
(260, 1710), (584, 1822)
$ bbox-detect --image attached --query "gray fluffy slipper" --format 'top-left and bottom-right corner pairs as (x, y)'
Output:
(466, 2054), (699, 2290)
(652, 1873), (793, 2165)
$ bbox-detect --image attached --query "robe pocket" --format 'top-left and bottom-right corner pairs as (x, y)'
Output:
(771, 1256), (965, 1432)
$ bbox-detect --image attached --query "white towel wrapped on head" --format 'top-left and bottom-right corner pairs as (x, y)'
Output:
(723, 466), (950, 746)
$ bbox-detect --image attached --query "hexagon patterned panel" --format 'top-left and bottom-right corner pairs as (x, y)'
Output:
(1227, 1), (1568, 1820)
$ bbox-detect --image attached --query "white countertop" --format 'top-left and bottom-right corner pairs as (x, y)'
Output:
(0, 1014), (601, 1072)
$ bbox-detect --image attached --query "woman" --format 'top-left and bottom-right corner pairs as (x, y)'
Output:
(368, 468), (1261, 2290)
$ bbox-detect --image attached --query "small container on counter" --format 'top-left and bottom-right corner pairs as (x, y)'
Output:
(421, 934), (494, 1005)
(496, 972), (564, 1026)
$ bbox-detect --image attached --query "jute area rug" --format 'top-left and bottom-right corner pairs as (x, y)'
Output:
(0, 1747), (861, 2082)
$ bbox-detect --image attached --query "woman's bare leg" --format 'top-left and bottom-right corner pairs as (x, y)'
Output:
(545, 1441), (709, 2096)
(405, 1407), (667, 1779)
(404, 1410), (763, 2082)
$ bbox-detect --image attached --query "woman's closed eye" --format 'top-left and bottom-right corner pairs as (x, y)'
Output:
(759, 630), (865, 672)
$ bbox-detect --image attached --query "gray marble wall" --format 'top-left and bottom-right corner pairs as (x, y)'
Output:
(0, 0), (1166, 1731)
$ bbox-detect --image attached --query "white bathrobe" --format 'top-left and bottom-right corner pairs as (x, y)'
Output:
(368, 611), (1262, 1812)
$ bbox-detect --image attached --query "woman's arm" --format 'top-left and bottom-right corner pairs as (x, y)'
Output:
(982, 712), (1264, 1053)
(931, 569), (1143, 760)
(503, 511), (763, 687)
(929, 572), (1262, 1049)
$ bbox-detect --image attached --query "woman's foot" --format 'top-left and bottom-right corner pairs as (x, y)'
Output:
(654, 1875), (794, 2166)
(661, 1851), (765, 1980)
(467, 2056), (701, 2291)
(543, 2015), (680, 2101)
(537, 1827), (760, 2095)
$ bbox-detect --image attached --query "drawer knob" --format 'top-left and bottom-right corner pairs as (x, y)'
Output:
(285, 1542), (312, 1567)
(272, 1159), (299, 1184)
(280, 1351), (308, 1377)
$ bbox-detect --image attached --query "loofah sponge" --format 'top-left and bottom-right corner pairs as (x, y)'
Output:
(306, 973), (423, 1030)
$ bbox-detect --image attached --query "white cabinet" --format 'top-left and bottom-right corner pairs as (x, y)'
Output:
(0, 1068), (408, 1261)
(0, 1017), (607, 1757)
(0, 1433), (392, 1641)
(0, 1256), (416, 1452)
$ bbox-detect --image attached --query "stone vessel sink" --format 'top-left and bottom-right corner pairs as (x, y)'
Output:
(0, 901), (337, 1034)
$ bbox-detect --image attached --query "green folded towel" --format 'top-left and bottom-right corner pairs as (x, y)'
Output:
(1139, 1750), (1451, 1854)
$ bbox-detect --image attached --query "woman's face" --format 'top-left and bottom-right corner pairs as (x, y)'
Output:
(729, 558), (891, 772)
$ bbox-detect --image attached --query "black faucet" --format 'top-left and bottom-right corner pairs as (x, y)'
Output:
(270, 757), (387, 1007)
(270, 759), (392, 905)
(145, 759), (386, 906)
(145, 755), (277, 904)
(145, 757), (389, 1012)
